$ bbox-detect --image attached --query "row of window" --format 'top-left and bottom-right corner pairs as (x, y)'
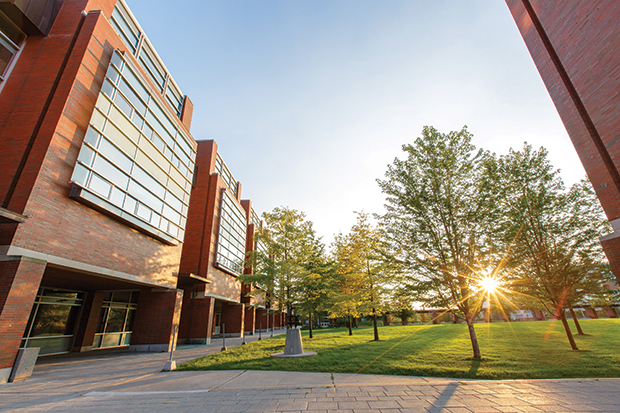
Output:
(70, 51), (196, 242)
(109, 0), (184, 118)
(216, 190), (248, 275)
(215, 154), (238, 198)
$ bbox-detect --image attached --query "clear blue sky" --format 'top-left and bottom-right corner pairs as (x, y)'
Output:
(127, 0), (585, 245)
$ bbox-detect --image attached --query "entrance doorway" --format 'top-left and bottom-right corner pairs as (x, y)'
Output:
(93, 291), (138, 349)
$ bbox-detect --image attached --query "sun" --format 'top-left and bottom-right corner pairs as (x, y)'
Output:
(479, 277), (500, 293)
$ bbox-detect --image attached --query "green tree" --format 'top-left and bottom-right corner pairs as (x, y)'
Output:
(377, 126), (502, 359)
(240, 206), (317, 329)
(496, 145), (611, 349)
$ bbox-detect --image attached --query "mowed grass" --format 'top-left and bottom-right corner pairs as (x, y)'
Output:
(177, 319), (620, 380)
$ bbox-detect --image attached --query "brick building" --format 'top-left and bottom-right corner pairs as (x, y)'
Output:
(0, 0), (280, 384)
(505, 1), (620, 283)
(177, 139), (283, 345)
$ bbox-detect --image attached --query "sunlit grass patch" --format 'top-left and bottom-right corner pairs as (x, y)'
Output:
(177, 319), (620, 380)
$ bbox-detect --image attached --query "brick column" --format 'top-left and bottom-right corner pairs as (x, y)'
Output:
(585, 308), (599, 319)
(130, 288), (183, 352)
(244, 305), (256, 335)
(256, 308), (267, 331)
(605, 307), (618, 318)
(179, 295), (216, 345)
(72, 291), (104, 352)
(221, 302), (244, 338)
(0, 257), (46, 384)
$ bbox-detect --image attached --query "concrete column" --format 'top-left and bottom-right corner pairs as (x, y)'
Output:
(244, 305), (256, 335)
(72, 291), (104, 352)
(129, 288), (183, 352)
(0, 257), (46, 384)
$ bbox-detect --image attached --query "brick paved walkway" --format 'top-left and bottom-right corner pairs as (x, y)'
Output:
(1, 330), (618, 412)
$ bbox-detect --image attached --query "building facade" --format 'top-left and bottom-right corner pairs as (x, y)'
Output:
(505, 1), (620, 283)
(0, 0), (278, 384)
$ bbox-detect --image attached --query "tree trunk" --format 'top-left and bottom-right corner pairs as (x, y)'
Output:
(465, 317), (481, 359)
(559, 309), (579, 350)
(348, 314), (353, 336)
(569, 306), (584, 335)
(309, 311), (313, 339)
(372, 310), (379, 341)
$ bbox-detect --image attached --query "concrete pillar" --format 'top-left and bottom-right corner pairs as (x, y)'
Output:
(0, 257), (46, 384)
(129, 288), (183, 352)
(72, 291), (104, 352)
(221, 302), (244, 337)
(244, 305), (255, 335)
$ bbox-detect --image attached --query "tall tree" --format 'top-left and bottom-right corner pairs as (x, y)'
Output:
(496, 145), (611, 349)
(377, 126), (502, 359)
(240, 206), (317, 328)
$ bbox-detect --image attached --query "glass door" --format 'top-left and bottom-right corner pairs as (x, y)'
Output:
(93, 290), (138, 349)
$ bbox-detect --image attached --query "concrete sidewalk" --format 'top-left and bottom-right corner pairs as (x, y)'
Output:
(1, 329), (619, 412)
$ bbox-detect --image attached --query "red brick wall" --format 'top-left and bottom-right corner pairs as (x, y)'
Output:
(505, 1), (620, 221)
(131, 288), (183, 350)
(244, 305), (255, 334)
(0, 258), (46, 370)
(178, 293), (215, 343)
(221, 302), (244, 336)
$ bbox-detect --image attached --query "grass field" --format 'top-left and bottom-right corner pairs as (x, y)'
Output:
(177, 319), (620, 380)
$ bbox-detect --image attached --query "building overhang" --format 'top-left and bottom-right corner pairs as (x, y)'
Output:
(177, 272), (211, 285)
(0, 207), (27, 224)
(0, 0), (60, 36)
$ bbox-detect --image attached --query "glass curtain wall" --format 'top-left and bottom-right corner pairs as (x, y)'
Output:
(21, 288), (84, 356)
(93, 291), (138, 349)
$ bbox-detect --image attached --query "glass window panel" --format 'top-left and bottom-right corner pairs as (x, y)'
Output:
(136, 202), (151, 221)
(135, 149), (168, 186)
(98, 137), (133, 173)
(0, 42), (16, 76)
(110, 186), (125, 207)
(121, 67), (150, 107)
(118, 77), (147, 115)
(77, 146), (95, 166)
(151, 132), (166, 153)
(165, 190), (184, 212)
(111, 7), (139, 51)
(150, 212), (161, 226)
(112, 291), (131, 303)
(132, 164), (165, 198)
(114, 92), (133, 118)
(100, 79), (115, 99)
(158, 217), (169, 231)
(131, 111), (144, 129)
(91, 109), (107, 131)
(138, 43), (165, 90)
(122, 333), (132, 346)
(108, 105), (140, 143)
(93, 156), (129, 190)
(95, 93), (112, 115)
(84, 127), (101, 147)
(142, 122), (153, 140)
(102, 333), (122, 348)
(169, 165), (186, 190)
(149, 100), (177, 140)
(0, 13), (25, 46)
(123, 195), (137, 214)
(105, 308), (127, 332)
(168, 224), (179, 237)
(110, 51), (124, 70)
(71, 164), (90, 186)
(29, 304), (79, 337)
(166, 179), (185, 203)
(106, 65), (120, 84)
(104, 121), (137, 156)
(137, 140), (168, 179)
(146, 110), (175, 149)
(88, 173), (111, 198)
(162, 204), (181, 225)
(96, 307), (109, 334)
(128, 180), (163, 212)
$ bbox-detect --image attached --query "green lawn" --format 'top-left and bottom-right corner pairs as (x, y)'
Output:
(177, 319), (620, 380)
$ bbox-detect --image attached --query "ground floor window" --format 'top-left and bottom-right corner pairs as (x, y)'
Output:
(93, 290), (138, 349)
(21, 288), (84, 356)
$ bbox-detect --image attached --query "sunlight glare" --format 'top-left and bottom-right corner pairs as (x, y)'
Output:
(479, 277), (500, 293)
